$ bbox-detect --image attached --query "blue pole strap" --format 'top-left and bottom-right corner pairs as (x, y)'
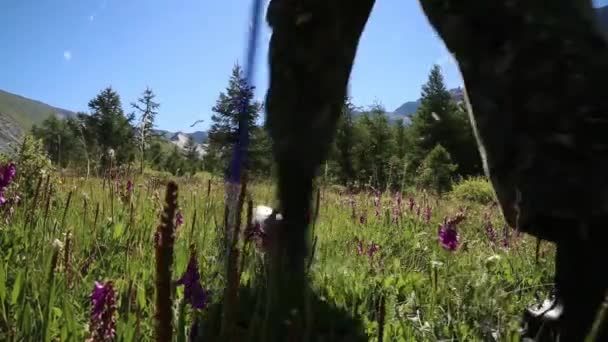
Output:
(227, 0), (264, 184)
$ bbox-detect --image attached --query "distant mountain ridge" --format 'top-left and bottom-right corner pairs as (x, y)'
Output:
(0, 89), (208, 152)
(153, 129), (208, 144)
(0, 89), (77, 151)
(393, 87), (464, 116)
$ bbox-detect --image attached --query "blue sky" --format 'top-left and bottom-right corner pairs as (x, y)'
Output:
(2, 0), (608, 132)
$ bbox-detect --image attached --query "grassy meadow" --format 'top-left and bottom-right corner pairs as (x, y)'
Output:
(0, 173), (555, 341)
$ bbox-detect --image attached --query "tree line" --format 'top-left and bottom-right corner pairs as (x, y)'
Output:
(325, 64), (482, 192)
(32, 63), (483, 192)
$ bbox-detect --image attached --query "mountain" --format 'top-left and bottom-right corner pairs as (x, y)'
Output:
(0, 89), (77, 151)
(388, 87), (464, 125)
(153, 129), (207, 144)
(189, 131), (208, 144)
(168, 132), (207, 157)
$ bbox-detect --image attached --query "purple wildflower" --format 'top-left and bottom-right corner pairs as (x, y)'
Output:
(392, 194), (402, 224)
(175, 210), (184, 228)
(484, 215), (496, 245)
(502, 224), (510, 249)
(89, 281), (117, 342)
(348, 194), (355, 207)
(175, 255), (209, 310)
(438, 213), (466, 252)
(392, 206), (400, 225)
(408, 197), (415, 211)
(349, 194), (356, 219)
(415, 205), (421, 217)
(126, 180), (133, 193)
(0, 163), (16, 188)
(438, 224), (459, 252)
(359, 212), (367, 224)
(356, 239), (364, 256)
(0, 163), (16, 207)
(367, 242), (380, 258)
(373, 193), (380, 218)
(424, 206), (432, 224)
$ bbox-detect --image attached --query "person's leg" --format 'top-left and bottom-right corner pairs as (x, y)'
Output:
(417, 1), (608, 339)
(265, 0), (375, 338)
(557, 222), (608, 340)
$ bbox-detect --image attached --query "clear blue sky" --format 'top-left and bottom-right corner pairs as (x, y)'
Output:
(2, 0), (608, 132)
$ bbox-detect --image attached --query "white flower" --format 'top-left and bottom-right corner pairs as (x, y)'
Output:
(253, 205), (282, 224)
(431, 260), (444, 268)
(52, 239), (64, 249)
(486, 254), (501, 263)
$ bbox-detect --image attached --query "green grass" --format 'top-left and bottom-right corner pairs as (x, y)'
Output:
(0, 175), (555, 341)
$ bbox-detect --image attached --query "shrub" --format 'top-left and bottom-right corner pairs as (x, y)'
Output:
(1, 135), (53, 196)
(415, 144), (457, 194)
(450, 176), (496, 205)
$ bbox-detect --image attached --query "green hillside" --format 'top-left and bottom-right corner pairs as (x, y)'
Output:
(0, 89), (75, 129)
(0, 89), (76, 151)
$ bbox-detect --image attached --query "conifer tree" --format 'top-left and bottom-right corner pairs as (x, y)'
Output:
(333, 97), (357, 184)
(132, 87), (160, 174)
(408, 65), (457, 167)
(364, 103), (396, 189)
(88, 87), (135, 167)
(408, 64), (481, 176)
(207, 63), (262, 175)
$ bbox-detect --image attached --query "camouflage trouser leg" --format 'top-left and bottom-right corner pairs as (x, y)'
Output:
(523, 225), (608, 341)
(264, 0), (375, 333)
(417, 0), (608, 340)
(552, 220), (608, 341)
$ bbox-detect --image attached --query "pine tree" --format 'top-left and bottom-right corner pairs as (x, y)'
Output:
(408, 65), (456, 166)
(31, 115), (73, 167)
(406, 64), (483, 177)
(393, 118), (410, 188)
(248, 126), (274, 177)
(415, 144), (457, 193)
(351, 113), (374, 187)
(207, 63), (262, 175)
(132, 87), (160, 174)
(184, 135), (201, 174)
(165, 146), (186, 176)
(332, 97), (357, 185)
(88, 87), (136, 168)
(145, 138), (166, 170)
(448, 105), (483, 176)
(69, 112), (101, 177)
(364, 104), (396, 190)
(395, 118), (407, 161)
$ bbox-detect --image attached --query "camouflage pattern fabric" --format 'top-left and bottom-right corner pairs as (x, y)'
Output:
(265, 0), (608, 339)
(418, 0), (608, 243)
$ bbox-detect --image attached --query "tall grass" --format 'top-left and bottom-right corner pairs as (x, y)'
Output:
(0, 174), (554, 341)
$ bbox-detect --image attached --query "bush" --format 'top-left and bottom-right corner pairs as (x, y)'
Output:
(143, 168), (174, 179)
(1, 135), (53, 196)
(450, 176), (496, 205)
(415, 144), (457, 194)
